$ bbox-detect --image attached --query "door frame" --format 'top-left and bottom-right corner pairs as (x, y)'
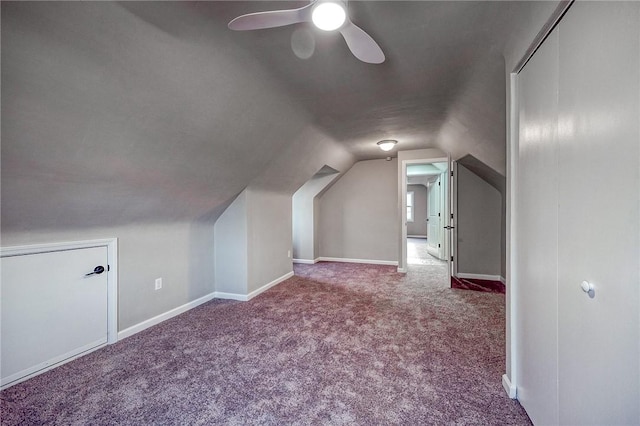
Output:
(450, 160), (458, 278)
(399, 156), (452, 285)
(1, 238), (119, 344)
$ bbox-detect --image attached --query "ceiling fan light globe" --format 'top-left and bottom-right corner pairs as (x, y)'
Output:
(312, 3), (346, 31)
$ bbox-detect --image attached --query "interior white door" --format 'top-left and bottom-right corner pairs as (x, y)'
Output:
(439, 169), (449, 262)
(556, 2), (639, 424)
(1, 246), (109, 387)
(427, 176), (441, 257)
(516, 26), (560, 426)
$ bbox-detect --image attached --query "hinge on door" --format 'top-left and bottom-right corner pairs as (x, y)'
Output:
(438, 181), (441, 186)
(438, 213), (441, 217)
(451, 256), (454, 261)
(451, 171), (453, 177)
(438, 244), (441, 248)
(451, 213), (454, 219)
(107, 265), (110, 271)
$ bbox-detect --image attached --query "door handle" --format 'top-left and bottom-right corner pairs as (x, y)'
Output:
(85, 266), (105, 277)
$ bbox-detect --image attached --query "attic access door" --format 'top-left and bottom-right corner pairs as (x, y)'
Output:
(1, 240), (117, 388)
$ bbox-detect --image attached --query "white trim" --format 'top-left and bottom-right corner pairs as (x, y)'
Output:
(317, 257), (398, 266)
(397, 267), (407, 273)
(292, 258), (318, 264)
(502, 374), (517, 399)
(214, 291), (248, 301)
(118, 292), (216, 340)
(407, 235), (427, 239)
(506, 71), (520, 397)
(1, 238), (119, 345)
(246, 271), (294, 300)
(500, 276), (506, 285)
(1, 340), (107, 390)
(457, 273), (504, 282)
(214, 271), (295, 302)
(1, 238), (113, 257)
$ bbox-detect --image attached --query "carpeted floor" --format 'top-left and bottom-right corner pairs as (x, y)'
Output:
(0, 262), (531, 425)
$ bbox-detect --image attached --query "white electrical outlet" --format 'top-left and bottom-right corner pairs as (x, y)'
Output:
(155, 278), (162, 290)
(287, 250), (291, 258)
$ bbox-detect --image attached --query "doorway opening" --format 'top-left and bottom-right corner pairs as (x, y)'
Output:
(400, 158), (454, 282)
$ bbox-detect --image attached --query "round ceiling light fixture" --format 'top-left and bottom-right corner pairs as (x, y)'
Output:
(312, 2), (347, 31)
(377, 139), (398, 151)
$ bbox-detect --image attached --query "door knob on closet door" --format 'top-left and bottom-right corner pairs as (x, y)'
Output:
(581, 281), (595, 298)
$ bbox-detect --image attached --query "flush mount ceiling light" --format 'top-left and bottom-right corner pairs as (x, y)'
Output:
(377, 140), (398, 151)
(311, 2), (347, 31)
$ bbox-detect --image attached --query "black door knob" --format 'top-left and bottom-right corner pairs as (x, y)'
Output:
(85, 266), (105, 277)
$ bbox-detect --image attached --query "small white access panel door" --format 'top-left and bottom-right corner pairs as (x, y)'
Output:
(1, 246), (108, 387)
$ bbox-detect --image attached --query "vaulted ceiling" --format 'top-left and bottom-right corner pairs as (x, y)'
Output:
(125, 1), (527, 166)
(1, 1), (557, 231)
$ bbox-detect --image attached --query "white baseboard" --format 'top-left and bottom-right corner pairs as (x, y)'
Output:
(317, 257), (398, 266)
(115, 271), (296, 341)
(457, 272), (504, 282)
(397, 267), (407, 273)
(292, 258), (318, 264)
(214, 271), (295, 302)
(407, 235), (427, 239)
(118, 291), (217, 340)
(502, 374), (517, 399)
(500, 276), (506, 284)
(213, 291), (248, 301)
(247, 271), (294, 299)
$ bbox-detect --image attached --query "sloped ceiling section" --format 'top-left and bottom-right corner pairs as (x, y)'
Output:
(2, 1), (561, 233)
(218, 1), (550, 169)
(1, 2), (351, 232)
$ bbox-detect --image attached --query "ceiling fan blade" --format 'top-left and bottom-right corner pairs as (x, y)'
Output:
(228, 4), (314, 31)
(339, 21), (385, 64)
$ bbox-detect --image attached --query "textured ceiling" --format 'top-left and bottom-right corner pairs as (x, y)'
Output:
(174, 1), (537, 167)
(1, 1), (558, 231)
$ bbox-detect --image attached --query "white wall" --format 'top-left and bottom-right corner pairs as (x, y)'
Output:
(406, 184), (427, 237)
(318, 159), (398, 262)
(214, 191), (248, 296)
(456, 165), (501, 277)
(212, 126), (355, 298)
(246, 189), (294, 293)
(292, 170), (340, 261)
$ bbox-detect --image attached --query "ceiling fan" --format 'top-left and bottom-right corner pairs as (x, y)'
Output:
(228, 1), (385, 64)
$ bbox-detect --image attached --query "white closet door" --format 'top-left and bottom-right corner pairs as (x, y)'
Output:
(516, 28), (560, 426)
(1, 246), (109, 387)
(557, 2), (640, 424)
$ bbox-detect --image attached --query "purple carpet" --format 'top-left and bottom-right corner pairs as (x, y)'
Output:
(1, 262), (530, 425)
(451, 276), (506, 294)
